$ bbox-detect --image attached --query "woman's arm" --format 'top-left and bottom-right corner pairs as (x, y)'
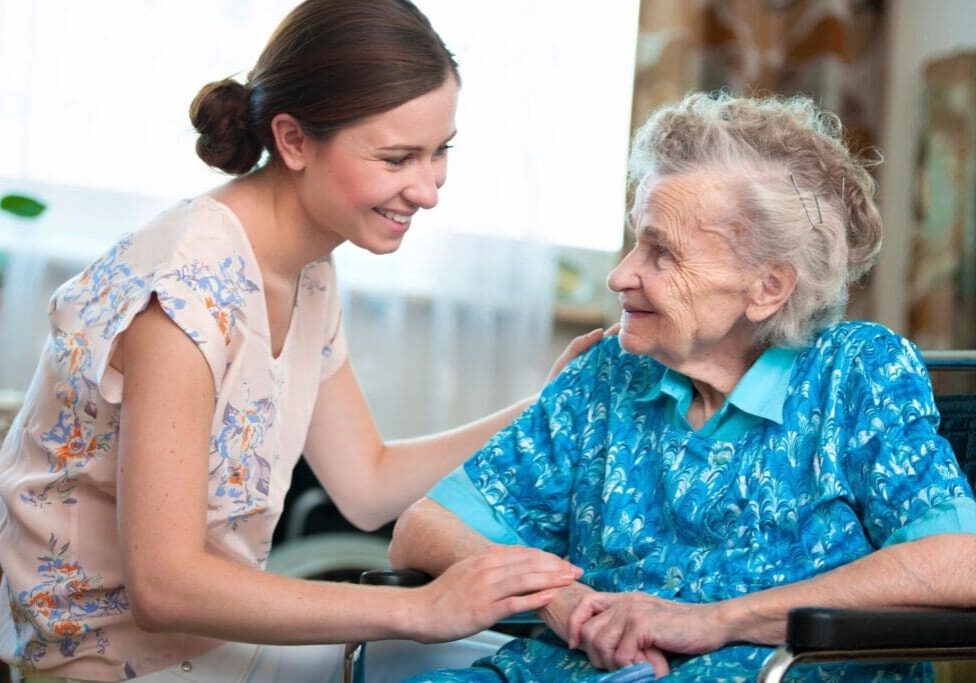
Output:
(715, 532), (976, 643)
(569, 533), (976, 672)
(305, 328), (609, 530)
(389, 497), (493, 574)
(117, 299), (580, 644)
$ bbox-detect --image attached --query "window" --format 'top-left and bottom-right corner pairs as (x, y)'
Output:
(0, 0), (637, 252)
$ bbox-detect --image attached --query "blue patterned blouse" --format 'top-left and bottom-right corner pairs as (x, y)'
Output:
(413, 322), (976, 682)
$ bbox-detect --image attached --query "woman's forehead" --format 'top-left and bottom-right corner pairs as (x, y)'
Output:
(634, 171), (733, 223)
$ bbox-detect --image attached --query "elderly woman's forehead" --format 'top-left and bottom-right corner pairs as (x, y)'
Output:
(634, 171), (731, 213)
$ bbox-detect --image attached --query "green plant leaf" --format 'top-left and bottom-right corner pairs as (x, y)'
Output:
(1, 194), (46, 218)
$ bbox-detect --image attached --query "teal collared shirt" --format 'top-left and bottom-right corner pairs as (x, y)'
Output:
(637, 346), (799, 440)
(430, 337), (976, 557)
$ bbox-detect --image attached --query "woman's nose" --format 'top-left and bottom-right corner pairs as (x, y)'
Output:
(403, 162), (439, 209)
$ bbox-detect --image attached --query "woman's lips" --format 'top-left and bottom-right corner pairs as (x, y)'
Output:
(373, 208), (412, 236)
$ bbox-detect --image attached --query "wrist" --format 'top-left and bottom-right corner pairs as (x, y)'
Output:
(537, 581), (589, 619)
(714, 598), (744, 646)
(715, 594), (784, 646)
(389, 584), (427, 641)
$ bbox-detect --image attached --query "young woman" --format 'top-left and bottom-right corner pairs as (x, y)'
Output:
(0, 2), (597, 680)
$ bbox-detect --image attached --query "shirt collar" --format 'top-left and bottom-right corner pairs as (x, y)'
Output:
(639, 346), (800, 425)
(725, 346), (800, 424)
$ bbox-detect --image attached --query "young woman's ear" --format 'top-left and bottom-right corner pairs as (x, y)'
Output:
(745, 263), (797, 324)
(270, 113), (310, 171)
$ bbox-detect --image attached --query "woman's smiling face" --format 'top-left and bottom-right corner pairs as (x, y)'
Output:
(295, 75), (459, 254)
(606, 171), (761, 369)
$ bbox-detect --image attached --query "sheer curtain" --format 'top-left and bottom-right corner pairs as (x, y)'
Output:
(335, 231), (555, 435)
(0, 1), (637, 434)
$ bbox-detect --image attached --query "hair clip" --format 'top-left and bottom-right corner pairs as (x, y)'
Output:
(789, 171), (823, 229)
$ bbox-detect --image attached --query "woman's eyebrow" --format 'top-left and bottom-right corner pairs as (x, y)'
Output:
(377, 130), (457, 153)
(641, 224), (683, 253)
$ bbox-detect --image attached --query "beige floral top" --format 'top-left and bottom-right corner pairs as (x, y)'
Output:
(0, 196), (347, 679)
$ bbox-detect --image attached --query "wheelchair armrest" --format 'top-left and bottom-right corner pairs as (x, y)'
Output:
(787, 606), (976, 653)
(759, 607), (976, 683)
(360, 568), (433, 587)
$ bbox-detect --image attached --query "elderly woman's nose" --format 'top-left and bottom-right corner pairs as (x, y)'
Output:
(606, 257), (635, 292)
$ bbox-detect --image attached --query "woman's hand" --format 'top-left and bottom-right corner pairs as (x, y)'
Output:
(408, 545), (582, 643)
(568, 591), (730, 675)
(545, 324), (620, 384)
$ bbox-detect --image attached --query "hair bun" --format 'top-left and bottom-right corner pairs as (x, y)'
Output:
(189, 79), (262, 175)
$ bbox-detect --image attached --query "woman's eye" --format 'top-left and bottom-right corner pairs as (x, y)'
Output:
(384, 156), (410, 167)
(434, 144), (453, 157)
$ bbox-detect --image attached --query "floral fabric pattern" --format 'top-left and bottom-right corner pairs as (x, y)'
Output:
(212, 397), (276, 529)
(413, 322), (975, 682)
(11, 534), (128, 667)
(0, 196), (347, 678)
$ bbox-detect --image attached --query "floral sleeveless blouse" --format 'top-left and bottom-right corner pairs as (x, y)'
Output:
(0, 196), (347, 679)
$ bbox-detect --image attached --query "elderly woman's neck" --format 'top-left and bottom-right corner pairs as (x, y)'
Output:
(680, 346), (764, 429)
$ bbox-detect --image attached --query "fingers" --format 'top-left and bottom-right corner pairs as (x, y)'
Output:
(579, 606), (623, 670)
(567, 594), (610, 648)
(459, 547), (582, 622)
(545, 327), (611, 382)
(495, 589), (554, 617)
(490, 567), (581, 602)
(612, 628), (658, 672)
(473, 545), (581, 578)
(644, 648), (670, 678)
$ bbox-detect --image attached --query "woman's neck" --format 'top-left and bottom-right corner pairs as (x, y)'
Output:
(681, 343), (764, 429)
(211, 166), (344, 284)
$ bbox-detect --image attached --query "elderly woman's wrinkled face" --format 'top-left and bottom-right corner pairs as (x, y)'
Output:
(607, 172), (761, 369)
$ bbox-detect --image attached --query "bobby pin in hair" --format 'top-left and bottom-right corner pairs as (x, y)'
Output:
(789, 171), (823, 228)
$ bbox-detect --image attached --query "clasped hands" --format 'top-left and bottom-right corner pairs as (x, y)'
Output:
(538, 581), (731, 677)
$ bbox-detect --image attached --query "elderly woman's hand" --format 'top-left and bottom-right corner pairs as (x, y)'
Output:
(567, 591), (730, 675)
(537, 581), (598, 644)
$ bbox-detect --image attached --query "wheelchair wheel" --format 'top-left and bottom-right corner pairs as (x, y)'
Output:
(267, 532), (390, 583)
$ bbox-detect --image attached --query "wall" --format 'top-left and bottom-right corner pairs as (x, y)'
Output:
(875, 0), (976, 335)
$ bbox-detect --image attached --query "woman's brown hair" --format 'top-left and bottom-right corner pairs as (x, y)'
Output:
(190, 0), (459, 175)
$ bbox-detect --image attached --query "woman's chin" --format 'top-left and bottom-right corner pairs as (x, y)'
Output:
(617, 329), (650, 356)
(357, 235), (405, 255)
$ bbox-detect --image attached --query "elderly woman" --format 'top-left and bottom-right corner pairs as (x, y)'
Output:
(388, 92), (976, 681)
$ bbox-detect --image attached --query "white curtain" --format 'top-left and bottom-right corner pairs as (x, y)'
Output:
(0, 0), (637, 436)
(336, 231), (555, 435)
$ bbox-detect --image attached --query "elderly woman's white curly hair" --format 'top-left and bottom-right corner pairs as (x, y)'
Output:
(628, 91), (883, 348)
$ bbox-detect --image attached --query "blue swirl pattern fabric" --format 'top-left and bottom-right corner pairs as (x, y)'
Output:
(411, 322), (976, 682)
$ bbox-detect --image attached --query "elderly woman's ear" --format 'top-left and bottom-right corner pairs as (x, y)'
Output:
(745, 263), (796, 324)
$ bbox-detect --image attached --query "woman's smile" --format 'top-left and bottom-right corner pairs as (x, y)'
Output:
(373, 207), (415, 236)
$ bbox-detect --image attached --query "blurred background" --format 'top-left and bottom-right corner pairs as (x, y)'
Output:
(1, 0), (974, 564)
